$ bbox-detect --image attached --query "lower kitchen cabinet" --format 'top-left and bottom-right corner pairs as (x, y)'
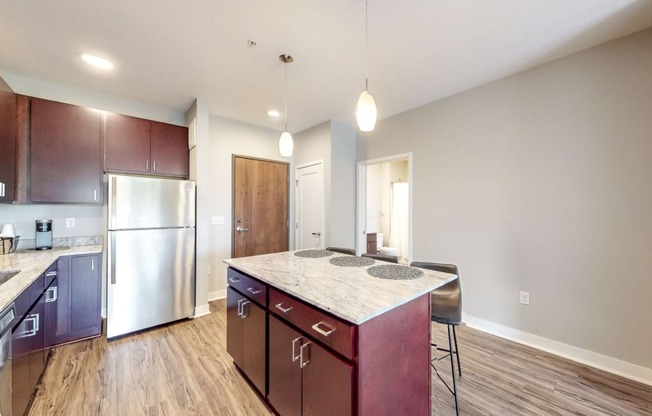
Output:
(12, 272), (55, 416)
(55, 253), (102, 344)
(268, 315), (353, 416)
(226, 287), (266, 394)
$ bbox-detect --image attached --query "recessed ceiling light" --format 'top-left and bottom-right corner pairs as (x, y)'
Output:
(268, 110), (280, 118)
(81, 54), (114, 70)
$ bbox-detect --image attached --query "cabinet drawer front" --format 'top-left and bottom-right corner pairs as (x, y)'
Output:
(270, 288), (355, 359)
(227, 268), (267, 307)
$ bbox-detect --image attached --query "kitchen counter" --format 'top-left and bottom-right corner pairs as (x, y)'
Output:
(224, 250), (456, 324)
(0, 244), (103, 312)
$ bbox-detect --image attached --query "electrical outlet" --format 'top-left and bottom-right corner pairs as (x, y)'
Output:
(520, 291), (530, 306)
(65, 218), (76, 228)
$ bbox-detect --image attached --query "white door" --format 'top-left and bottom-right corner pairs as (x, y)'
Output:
(296, 162), (324, 249)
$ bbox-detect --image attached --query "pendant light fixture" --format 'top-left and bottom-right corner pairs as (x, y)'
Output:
(356, 0), (377, 132)
(279, 54), (294, 157)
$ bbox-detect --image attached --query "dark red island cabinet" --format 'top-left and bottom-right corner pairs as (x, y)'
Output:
(226, 287), (267, 394)
(105, 112), (189, 178)
(226, 267), (431, 416)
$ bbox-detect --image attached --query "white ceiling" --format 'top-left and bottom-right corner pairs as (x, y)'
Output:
(1, 1), (652, 133)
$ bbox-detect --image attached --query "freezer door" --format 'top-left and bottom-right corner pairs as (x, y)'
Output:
(108, 174), (196, 230)
(107, 228), (195, 338)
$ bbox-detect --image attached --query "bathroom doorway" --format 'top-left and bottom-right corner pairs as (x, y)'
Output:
(356, 153), (412, 264)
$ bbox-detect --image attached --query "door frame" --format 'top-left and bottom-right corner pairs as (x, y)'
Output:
(356, 152), (413, 263)
(294, 159), (325, 250)
(231, 154), (290, 258)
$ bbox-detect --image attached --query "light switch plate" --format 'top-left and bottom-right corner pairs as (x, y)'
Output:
(65, 218), (76, 228)
(211, 216), (225, 225)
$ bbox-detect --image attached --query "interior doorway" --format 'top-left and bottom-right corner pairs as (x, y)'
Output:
(295, 160), (325, 250)
(232, 155), (289, 258)
(357, 153), (412, 264)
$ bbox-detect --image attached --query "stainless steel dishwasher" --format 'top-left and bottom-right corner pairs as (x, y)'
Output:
(0, 304), (16, 416)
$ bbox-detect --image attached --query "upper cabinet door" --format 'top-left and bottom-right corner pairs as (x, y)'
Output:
(105, 113), (151, 174)
(0, 78), (16, 203)
(150, 121), (189, 178)
(30, 98), (102, 204)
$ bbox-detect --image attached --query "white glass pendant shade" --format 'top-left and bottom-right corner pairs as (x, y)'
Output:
(279, 131), (294, 157)
(356, 90), (377, 132)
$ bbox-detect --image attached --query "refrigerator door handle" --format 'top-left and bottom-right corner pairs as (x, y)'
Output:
(110, 232), (117, 285)
(110, 176), (118, 229)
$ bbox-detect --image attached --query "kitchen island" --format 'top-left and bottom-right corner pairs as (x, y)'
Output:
(224, 250), (457, 416)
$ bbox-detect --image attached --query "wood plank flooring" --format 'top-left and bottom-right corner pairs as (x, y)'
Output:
(29, 300), (652, 415)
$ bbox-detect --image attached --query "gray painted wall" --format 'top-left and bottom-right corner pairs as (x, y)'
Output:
(294, 121), (356, 249)
(357, 28), (652, 369)
(207, 115), (291, 295)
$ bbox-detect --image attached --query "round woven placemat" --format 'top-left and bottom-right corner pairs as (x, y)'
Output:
(294, 249), (334, 258)
(329, 256), (375, 267)
(367, 264), (424, 280)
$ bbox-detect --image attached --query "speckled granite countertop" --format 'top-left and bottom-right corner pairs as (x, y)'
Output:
(0, 245), (103, 312)
(224, 251), (457, 324)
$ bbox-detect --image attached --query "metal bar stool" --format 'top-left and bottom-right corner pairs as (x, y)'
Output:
(361, 253), (399, 263)
(411, 261), (462, 415)
(326, 247), (356, 255)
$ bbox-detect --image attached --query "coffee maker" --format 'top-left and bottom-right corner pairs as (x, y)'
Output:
(35, 219), (53, 250)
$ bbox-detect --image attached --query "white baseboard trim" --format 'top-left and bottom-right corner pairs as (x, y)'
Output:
(194, 304), (211, 318)
(463, 313), (652, 387)
(208, 289), (227, 301)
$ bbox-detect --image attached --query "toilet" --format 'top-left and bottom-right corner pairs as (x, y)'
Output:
(376, 233), (399, 256)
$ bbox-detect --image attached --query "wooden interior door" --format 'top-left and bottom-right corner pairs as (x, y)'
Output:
(233, 156), (289, 258)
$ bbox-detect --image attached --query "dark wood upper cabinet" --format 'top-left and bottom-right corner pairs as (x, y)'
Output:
(150, 121), (189, 177)
(0, 76), (16, 203)
(105, 113), (151, 174)
(30, 98), (103, 204)
(105, 114), (189, 178)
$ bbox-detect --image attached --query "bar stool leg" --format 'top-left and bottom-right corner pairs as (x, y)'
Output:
(452, 325), (461, 377)
(448, 324), (460, 415)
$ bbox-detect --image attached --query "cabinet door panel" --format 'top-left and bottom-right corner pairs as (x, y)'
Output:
(243, 300), (266, 394)
(226, 287), (245, 369)
(12, 317), (32, 416)
(29, 295), (45, 388)
(69, 255), (101, 335)
(150, 121), (188, 177)
(0, 79), (16, 203)
(268, 315), (302, 416)
(30, 98), (102, 203)
(302, 341), (353, 416)
(55, 254), (102, 345)
(105, 113), (151, 173)
(44, 277), (58, 351)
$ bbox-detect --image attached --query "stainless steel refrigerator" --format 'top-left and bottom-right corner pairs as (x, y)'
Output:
(107, 174), (196, 339)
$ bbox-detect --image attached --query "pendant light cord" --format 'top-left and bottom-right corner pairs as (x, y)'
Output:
(365, 0), (369, 92)
(284, 60), (288, 132)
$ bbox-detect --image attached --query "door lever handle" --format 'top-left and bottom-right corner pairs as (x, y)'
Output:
(236, 226), (249, 233)
(311, 232), (321, 236)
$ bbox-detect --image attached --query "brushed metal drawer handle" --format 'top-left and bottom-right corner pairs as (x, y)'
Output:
(247, 287), (262, 295)
(292, 337), (302, 362)
(275, 303), (293, 314)
(300, 342), (311, 368)
(228, 277), (241, 283)
(312, 321), (336, 337)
